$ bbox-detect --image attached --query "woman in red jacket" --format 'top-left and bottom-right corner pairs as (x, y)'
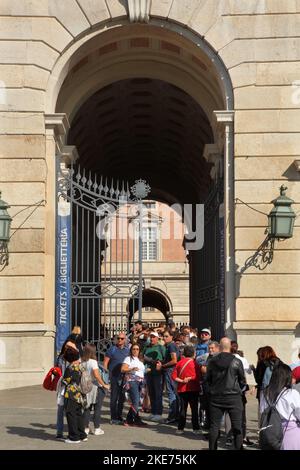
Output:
(171, 345), (201, 435)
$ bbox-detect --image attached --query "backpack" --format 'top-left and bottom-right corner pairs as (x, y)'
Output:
(43, 367), (62, 391)
(80, 363), (93, 394)
(258, 390), (286, 450)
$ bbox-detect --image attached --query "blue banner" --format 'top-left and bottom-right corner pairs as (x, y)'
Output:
(55, 201), (71, 356)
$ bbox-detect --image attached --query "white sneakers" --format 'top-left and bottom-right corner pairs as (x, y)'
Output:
(94, 428), (105, 435)
(65, 439), (81, 444)
(149, 415), (163, 422)
(85, 425), (105, 435)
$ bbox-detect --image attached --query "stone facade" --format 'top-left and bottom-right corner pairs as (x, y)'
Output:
(0, 0), (300, 389)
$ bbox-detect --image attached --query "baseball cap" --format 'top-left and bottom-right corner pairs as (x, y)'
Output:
(200, 328), (211, 335)
(149, 331), (159, 337)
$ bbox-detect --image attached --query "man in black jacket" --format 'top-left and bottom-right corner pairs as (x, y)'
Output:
(206, 337), (246, 450)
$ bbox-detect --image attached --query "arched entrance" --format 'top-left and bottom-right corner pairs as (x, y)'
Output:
(46, 19), (234, 350)
(127, 288), (172, 325)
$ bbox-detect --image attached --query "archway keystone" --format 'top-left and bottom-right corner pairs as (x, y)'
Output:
(128, 0), (151, 23)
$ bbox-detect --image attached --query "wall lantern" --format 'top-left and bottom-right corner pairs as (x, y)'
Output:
(268, 185), (295, 239)
(0, 191), (12, 266)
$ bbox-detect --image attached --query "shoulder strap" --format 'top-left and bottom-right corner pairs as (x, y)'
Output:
(264, 387), (287, 408)
(179, 359), (193, 378)
(275, 388), (287, 406)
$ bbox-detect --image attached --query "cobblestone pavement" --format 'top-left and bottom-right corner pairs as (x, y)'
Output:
(0, 386), (259, 450)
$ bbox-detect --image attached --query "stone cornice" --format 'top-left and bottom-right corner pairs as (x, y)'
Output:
(44, 113), (70, 136)
(214, 110), (235, 124)
(45, 113), (78, 163)
(60, 145), (79, 164)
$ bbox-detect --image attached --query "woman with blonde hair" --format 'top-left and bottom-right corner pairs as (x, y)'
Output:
(72, 326), (81, 335)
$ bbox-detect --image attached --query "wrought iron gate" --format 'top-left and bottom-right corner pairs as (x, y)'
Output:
(190, 177), (225, 340)
(56, 161), (149, 358)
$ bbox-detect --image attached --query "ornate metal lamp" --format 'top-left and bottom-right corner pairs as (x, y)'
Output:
(268, 185), (296, 239)
(0, 191), (12, 266)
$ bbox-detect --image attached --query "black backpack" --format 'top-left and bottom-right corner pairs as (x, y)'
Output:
(259, 390), (290, 450)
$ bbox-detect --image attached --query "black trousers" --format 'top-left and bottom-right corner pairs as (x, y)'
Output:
(146, 374), (163, 416)
(178, 391), (200, 431)
(110, 376), (125, 420)
(64, 398), (86, 441)
(209, 397), (243, 450)
(225, 394), (247, 439)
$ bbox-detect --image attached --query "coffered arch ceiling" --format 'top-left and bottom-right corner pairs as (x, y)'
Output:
(57, 25), (224, 204)
(68, 77), (214, 204)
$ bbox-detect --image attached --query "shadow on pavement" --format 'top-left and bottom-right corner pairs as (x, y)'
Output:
(6, 426), (55, 441)
(30, 422), (57, 430)
(130, 441), (178, 451)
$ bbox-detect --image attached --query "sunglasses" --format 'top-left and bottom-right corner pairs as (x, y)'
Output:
(201, 332), (210, 336)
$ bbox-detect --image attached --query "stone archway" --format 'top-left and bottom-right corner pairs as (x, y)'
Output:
(127, 288), (172, 325)
(45, 15), (235, 342)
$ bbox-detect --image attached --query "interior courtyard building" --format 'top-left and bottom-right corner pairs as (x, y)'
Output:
(0, 1), (299, 388)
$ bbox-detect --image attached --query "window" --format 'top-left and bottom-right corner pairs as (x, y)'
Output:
(142, 226), (158, 261)
(144, 201), (156, 209)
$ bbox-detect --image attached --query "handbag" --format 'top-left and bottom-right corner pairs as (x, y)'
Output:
(98, 363), (110, 385)
(43, 366), (62, 391)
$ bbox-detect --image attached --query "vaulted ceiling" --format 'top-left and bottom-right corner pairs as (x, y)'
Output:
(68, 78), (214, 204)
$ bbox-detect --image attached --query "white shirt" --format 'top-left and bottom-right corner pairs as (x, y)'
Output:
(84, 358), (98, 377)
(123, 356), (145, 379)
(260, 388), (300, 421)
(234, 354), (252, 375)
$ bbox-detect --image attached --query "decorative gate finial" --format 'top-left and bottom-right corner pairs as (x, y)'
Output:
(127, 0), (151, 23)
(131, 179), (151, 200)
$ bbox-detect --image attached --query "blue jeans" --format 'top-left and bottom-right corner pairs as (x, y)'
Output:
(164, 368), (179, 420)
(110, 375), (125, 420)
(146, 373), (163, 416)
(56, 404), (64, 435)
(126, 381), (142, 424)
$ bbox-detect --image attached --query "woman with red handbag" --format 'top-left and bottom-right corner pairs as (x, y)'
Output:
(54, 337), (78, 438)
(171, 345), (201, 435)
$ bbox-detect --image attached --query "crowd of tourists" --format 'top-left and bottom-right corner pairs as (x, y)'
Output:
(48, 322), (300, 450)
